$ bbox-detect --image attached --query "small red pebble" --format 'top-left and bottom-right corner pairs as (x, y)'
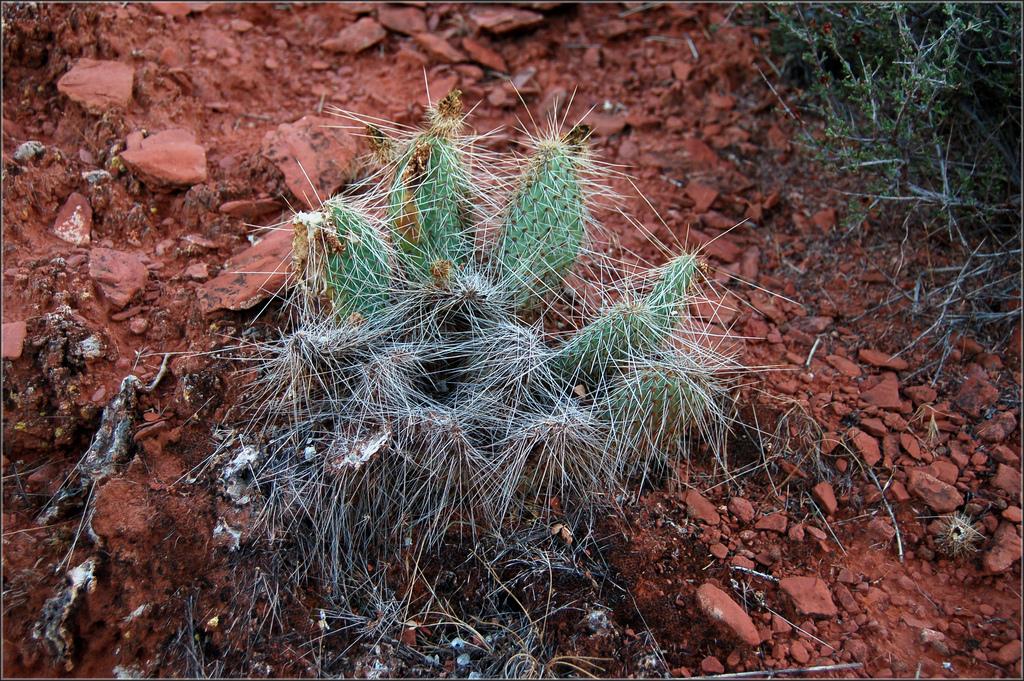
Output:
(700, 656), (725, 674)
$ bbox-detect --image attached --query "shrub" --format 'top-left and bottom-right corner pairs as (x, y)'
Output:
(769, 3), (1022, 363)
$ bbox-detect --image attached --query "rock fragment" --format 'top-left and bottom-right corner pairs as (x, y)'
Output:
(2, 321), (28, 359)
(262, 116), (360, 209)
(779, 576), (838, 617)
(907, 469), (964, 513)
(471, 6), (544, 34)
(197, 229), (291, 313)
(983, 522), (1022, 574)
(377, 5), (426, 35)
(696, 583), (761, 645)
(89, 248), (149, 309)
(52, 192), (92, 246)
(120, 129), (207, 188)
(859, 372), (902, 410)
(684, 489), (720, 525)
(56, 59), (134, 113)
(324, 17), (386, 54)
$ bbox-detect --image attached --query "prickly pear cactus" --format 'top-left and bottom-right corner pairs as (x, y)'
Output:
(242, 90), (734, 585)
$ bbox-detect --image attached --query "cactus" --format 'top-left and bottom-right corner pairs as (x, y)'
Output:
(387, 90), (475, 283)
(323, 198), (392, 319)
(239, 90), (735, 586)
(494, 124), (591, 310)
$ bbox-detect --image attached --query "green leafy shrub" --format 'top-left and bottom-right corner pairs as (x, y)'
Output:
(772, 3), (1021, 240)
(769, 3), (1022, 365)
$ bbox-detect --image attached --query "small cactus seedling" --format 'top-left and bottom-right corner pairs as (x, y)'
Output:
(238, 90), (738, 587)
(935, 512), (984, 558)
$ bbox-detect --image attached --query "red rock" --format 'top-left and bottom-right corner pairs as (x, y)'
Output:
(460, 37), (507, 72)
(983, 522), (1022, 574)
(684, 489), (720, 525)
(56, 59), (134, 113)
(833, 583), (859, 614)
(810, 208), (836, 230)
(120, 129), (207, 188)
(1002, 506), (1022, 523)
(681, 137), (722, 167)
(710, 542), (728, 559)
(849, 428), (881, 466)
(994, 640), (1022, 666)
(755, 513), (787, 533)
(696, 583), (761, 645)
(708, 92), (735, 110)
(686, 182), (718, 213)
(219, 198), (283, 220)
(789, 639), (811, 664)
(737, 246), (761, 278)
(52, 192), (92, 246)
(812, 481), (837, 516)
(865, 515), (895, 543)
(700, 656), (725, 674)
(904, 384), (937, 405)
(925, 460), (958, 485)
(262, 116), (361, 209)
(900, 432), (924, 460)
(412, 33), (467, 63)
(993, 463), (1022, 498)
(471, 6), (544, 34)
(728, 496), (755, 523)
(229, 18), (253, 32)
(779, 576), (838, 617)
(955, 365), (999, 418)
(1, 321), (27, 359)
(588, 113), (626, 138)
(377, 5), (426, 35)
(197, 229), (291, 313)
(858, 348), (909, 370)
(703, 236), (742, 264)
(89, 248), (149, 309)
(324, 17), (387, 54)
(184, 263), (209, 282)
(859, 417), (887, 438)
(907, 469), (964, 513)
(826, 354), (861, 378)
(859, 372), (902, 410)
(671, 60), (692, 82)
(844, 638), (869, 663)
(151, 2), (209, 17)
(977, 411), (1018, 443)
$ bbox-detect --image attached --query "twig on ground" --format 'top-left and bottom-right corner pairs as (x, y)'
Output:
(144, 353), (172, 393)
(729, 565), (779, 583)
(707, 662), (863, 678)
(804, 336), (821, 368)
(867, 467), (904, 563)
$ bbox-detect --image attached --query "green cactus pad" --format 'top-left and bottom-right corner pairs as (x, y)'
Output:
(554, 298), (662, 384)
(604, 359), (709, 452)
(645, 253), (701, 332)
(324, 200), (391, 319)
(496, 125), (591, 310)
(388, 91), (473, 282)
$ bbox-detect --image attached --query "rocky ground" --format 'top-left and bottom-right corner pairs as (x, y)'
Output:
(2, 2), (1021, 678)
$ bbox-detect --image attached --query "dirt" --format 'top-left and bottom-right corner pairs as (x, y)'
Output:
(2, 2), (1021, 678)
